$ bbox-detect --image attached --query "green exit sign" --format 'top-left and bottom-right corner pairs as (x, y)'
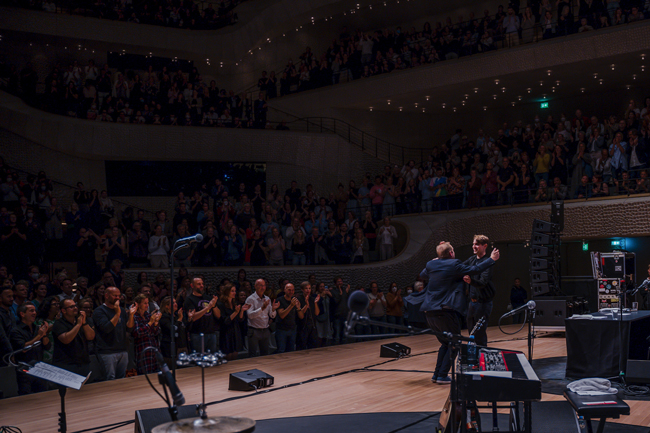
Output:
(540, 102), (549, 109)
(582, 242), (589, 251)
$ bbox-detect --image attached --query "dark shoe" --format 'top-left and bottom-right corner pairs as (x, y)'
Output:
(431, 376), (437, 383)
(436, 376), (451, 385)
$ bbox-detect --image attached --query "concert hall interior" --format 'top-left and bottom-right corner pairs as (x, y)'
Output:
(2, 0), (650, 432)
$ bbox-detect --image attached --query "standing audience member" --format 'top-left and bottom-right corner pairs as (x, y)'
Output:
(275, 282), (304, 353)
(378, 217), (398, 260)
(159, 296), (187, 365)
(297, 281), (320, 350)
(385, 282), (404, 328)
(10, 302), (51, 394)
(148, 224), (170, 268)
(245, 279), (279, 357)
(218, 284), (250, 361)
(132, 293), (162, 375)
(92, 286), (136, 381)
(52, 298), (95, 376)
(330, 277), (350, 345)
(510, 278), (529, 324)
(183, 276), (220, 353)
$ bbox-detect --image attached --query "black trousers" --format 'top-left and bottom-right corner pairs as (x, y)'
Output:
(425, 310), (462, 378)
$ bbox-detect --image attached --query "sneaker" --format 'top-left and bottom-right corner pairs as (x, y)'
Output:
(431, 376), (437, 384)
(436, 376), (452, 385)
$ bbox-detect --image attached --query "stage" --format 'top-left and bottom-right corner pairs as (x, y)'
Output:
(1, 325), (649, 433)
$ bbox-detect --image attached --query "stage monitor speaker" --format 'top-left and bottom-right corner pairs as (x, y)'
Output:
(135, 405), (198, 433)
(380, 342), (411, 358)
(228, 369), (274, 391)
(626, 360), (650, 385)
(534, 300), (568, 327)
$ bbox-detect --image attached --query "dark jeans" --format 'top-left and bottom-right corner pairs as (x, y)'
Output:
(332, 316), (347, 344)
(369, 315), (386, 336)
(425, 309), (462, 379)
(190, 332), (218, 353)
(386, 315), (404, 333)
(467, 300), (493, 347)
(247, 327), (272, 357)
(275, 328), (296, 353)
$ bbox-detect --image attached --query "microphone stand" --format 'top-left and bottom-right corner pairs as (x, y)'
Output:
(169, 240), (192, 377)
(526, 307), (535, 362)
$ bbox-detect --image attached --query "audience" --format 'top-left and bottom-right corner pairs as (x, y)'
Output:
(11, 0), (242, 30)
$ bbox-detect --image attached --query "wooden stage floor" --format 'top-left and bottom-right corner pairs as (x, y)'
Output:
(1, 325), (648, 432)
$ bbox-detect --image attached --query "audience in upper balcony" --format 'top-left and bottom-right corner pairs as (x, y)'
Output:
(254, 0), (646, 98)
(7, 0), (242, 30)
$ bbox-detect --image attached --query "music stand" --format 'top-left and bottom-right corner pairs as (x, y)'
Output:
(21, 362), (90, 433)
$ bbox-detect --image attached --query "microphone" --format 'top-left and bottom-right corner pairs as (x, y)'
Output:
(155, 350), (185, 406)
(347, 290), (370, 314)
(501, 300), (536, 318)
(176, 233), (203, 245)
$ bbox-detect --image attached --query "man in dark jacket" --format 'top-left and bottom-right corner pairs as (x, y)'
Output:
(462, 235), (496, 346)
(419, 241), (499, 384)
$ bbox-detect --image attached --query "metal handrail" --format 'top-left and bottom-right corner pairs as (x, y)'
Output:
(267, 106), (430, 165)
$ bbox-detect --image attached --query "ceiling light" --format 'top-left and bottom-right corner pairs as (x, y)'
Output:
(414, 103), (418, 107)
(387, 100), (391, 105)
(442, 103), (446, 108)
(493, 94), (497, 99)
(461, 101), (466, 106)
(599, 79), (604, 84)
(581, 88), (585, 92)
(422, 108), (426, 113)
(453, 107), (457, 112)
(464, 94), (469, 99)
(527, 88), (531, 93)
(633, 74), (637, 80)
(474, 88), (478, 93)
(501, 87), (506, 92)
(542, 94), (547, 99)
(547, 70), (552, 76)
(511, 102), (516, 106)
(369, 107), (373, 111)
(425, 96), (430, 101)
(626, 85), (631, 90)
(494, 79), (500, 85)
(539, 81), (543, 86)
(593, 73), (598, 79)
(518, 95), (522, 101)
(483, 106), (487, 111)
(399, 107), (403, 111)
(555, 81), (560, 86)
(611, 64), (615, 70)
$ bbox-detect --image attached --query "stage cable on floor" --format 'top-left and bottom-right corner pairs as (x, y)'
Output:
(69, 334), (533, 433)
(0, 426), (22, 433)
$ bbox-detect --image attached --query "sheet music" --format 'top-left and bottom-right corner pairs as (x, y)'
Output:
(25, 362), (90, 390)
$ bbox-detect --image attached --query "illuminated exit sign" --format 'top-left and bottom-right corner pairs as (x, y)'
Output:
(540, 102), (549, 109)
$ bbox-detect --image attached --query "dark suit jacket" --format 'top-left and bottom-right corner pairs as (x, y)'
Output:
(463, 255), (496, 303)
(418, 257), (495, 315)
